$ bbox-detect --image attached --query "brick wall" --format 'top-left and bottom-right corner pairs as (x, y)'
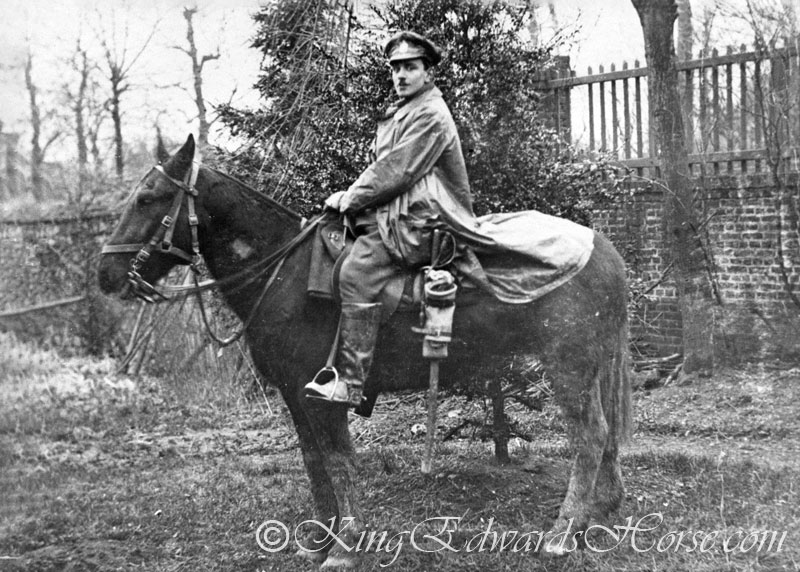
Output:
(3, 180), (798, 365)
(594, 173), (800, 363)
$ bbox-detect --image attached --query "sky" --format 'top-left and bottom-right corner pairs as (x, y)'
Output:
(0, 0), (265, 155)
(0, 0), (764, 158)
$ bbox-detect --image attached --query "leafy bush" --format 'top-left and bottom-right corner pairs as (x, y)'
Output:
(215, 0), (623, 221)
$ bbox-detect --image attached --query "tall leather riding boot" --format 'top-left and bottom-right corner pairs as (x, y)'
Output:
(304, 302), (382, 407)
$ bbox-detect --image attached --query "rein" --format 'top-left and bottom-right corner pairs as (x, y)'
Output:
(102, 159), (321, 346)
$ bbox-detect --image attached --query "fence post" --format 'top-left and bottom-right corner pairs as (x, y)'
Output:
(769, 42), (790, 156)
(536, 55), (572, 141)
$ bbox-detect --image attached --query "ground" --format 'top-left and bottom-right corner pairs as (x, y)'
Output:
(1, 340), (798, 571)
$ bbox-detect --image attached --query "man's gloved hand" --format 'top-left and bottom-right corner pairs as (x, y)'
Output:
(324, 190), (347, 212)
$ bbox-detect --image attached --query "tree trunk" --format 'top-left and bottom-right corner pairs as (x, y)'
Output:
(183, 7), (218, 148)
(24, 51), (44, 200)
(632, 0), (716, 374)
(1, 131), (19, 199)
(75, 47), (90, 195)
(97, 11), (158, 181)
(111, 82), (124, 179)
(675, 0), (693, 61)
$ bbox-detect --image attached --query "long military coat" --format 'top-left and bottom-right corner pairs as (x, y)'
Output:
(338, 84), (485, 268)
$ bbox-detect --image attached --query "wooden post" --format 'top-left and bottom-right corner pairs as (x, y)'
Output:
(588, 66), (595, 152)
(421, 360), (439, 474)
(739, 44), (748, 173)
(635, 60), (644, 165)
(611, 64), (619, 154)
(599, 65), (607, 151)
(418, 268), (456, 474)
(623, 62), (632, 158)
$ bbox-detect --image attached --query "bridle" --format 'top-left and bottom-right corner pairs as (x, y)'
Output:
(101, 162), (203, 302)
(101, 159), (321, 345)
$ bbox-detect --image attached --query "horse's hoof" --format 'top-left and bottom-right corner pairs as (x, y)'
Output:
(542, 543), (571, 557)
(295, 548), (327, 563)
(321, 553), (358, 569)
(542, 517), (583, 556)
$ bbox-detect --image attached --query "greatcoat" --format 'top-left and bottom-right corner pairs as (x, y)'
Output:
(339, 84), (485, 270)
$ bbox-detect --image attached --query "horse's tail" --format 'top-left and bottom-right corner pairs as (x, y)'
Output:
(605, 319), (632, 445)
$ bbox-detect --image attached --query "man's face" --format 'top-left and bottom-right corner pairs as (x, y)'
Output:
(391, 58), (429, 99)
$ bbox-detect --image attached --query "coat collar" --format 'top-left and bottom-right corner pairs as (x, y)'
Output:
(383, 84), (441, 121)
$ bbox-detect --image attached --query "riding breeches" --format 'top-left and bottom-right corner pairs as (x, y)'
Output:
(338, 224), (405, 304)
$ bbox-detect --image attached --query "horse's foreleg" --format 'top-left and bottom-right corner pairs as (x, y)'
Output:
(305, 403), (362, 569)
(548, 370), (607, 555)
(282, 391), (339, 563)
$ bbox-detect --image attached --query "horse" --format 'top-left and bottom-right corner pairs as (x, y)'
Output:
(98, 134), (631, 568)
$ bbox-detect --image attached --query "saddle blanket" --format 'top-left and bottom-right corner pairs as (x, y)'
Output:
(307, 209), (595, 310)
(470, 210), (595, 304)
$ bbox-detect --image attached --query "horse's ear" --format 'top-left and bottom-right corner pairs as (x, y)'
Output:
(155, 132), (170, 164)
(166, 134), (195, 177)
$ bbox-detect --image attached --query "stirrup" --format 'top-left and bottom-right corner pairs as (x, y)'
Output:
(304, 366), (362, 406)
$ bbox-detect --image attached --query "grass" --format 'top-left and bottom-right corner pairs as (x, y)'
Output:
(1, 338), (799, 571)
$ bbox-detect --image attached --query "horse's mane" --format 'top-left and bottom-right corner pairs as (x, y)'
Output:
(202, 164), (303, 223)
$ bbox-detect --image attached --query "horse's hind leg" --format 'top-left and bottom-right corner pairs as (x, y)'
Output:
(592, 330), (630, 520)
(592, 436), (625, 520)
(591, 435), (625, 520)
(547, 365), (607, 555)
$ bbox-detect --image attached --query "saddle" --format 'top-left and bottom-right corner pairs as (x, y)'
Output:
(306, 214), (483, 317)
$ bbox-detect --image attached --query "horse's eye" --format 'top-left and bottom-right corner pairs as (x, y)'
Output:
(137, 196), (155, 206)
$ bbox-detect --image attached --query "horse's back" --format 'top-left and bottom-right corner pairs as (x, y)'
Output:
(373, 230), (628, 390)
(456, 230), (626, 352)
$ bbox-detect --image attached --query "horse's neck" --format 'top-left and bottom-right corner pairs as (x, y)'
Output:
(200, 172), (302, 287)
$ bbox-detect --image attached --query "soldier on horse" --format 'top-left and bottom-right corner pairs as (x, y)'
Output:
(304, 31), (487, 407)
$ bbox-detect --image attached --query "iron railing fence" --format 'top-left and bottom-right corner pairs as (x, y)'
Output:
(535, 38), (800, 178)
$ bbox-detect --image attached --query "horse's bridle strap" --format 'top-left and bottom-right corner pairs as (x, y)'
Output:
(101, 155), (325, 309)
(101, 163), (199, 266)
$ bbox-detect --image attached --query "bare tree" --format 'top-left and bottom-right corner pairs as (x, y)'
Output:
(60, 32), (112, 200)
(173, 6), (220, 148)
(632, 0), (717, 375)
(94, 7), (159, 179)
(62, 38), (92, 197)
(24, 48), (62, 200)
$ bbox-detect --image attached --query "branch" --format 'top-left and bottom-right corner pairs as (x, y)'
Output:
(120, 19), (160, 76)
(154, 81), (191, 94)
(41, 131), (63, 155)
(0, 296), (86, 320)
(199, 52), (220, 72)
(633, 261), (675, 302)
(171, 45), (193, 57)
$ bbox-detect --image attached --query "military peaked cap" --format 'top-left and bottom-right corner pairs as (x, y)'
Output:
(384, 31), (442, 66)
